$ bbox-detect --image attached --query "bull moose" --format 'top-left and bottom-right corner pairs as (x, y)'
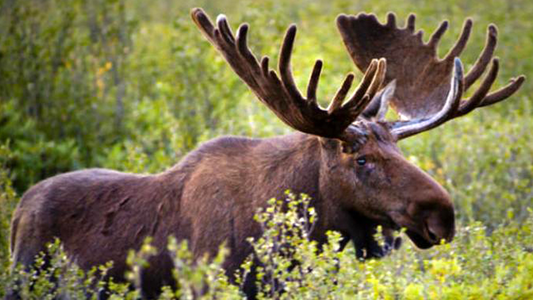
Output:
(9, 8), (524, 299)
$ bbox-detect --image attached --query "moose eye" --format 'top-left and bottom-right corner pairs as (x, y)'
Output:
(356, 156), (367, 166)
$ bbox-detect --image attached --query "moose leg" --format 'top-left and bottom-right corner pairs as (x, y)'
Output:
(11, 209), (53, 268)
(355, 227), (401, 259)
(7, 209), (55, 300)
(347, 212), (401, 259)
(139, 252), (177, 299)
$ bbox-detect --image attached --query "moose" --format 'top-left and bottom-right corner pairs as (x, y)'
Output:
(9, 8), (524, 299)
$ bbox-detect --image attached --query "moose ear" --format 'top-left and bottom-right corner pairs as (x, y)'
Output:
(362, 80), (396, 121)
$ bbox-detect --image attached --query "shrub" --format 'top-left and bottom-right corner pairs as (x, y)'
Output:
(2, 193), (533, 299)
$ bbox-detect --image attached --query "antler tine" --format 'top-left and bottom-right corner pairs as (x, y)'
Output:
(345, 59), (387, 120)
(444, 19), (473, 60)
(306, 59), (323, 103)
(328, 74), (355, 114)
(481, 75), (526, 106)
(191, 8), (216, 40)
(217, 14), (235, 44)
(386, 13), (397, 27)
(342, 59), (379, 111)
(456, 58), (499, 117)
(279, 25), (305, 102)
(406, 14), (416, 32)
(329, 58), (386, 116)
(260, 56), (270, 78)
(464, 25), (497, 89)
(366, 59), (387, 99)
(428, 20), (449, 49)
(236, 24), (261, 72)
(192, 8), (383, 140)
(354, 59), (386, 115)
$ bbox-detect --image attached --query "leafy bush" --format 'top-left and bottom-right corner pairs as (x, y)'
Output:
(2, 193), (533, 299)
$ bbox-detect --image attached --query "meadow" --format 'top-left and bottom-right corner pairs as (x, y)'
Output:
(0, 0), (532, 298)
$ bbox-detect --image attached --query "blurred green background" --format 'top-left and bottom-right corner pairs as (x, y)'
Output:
(0, 0), (531, 280)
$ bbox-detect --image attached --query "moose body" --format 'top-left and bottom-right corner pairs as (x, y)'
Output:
(9, 8), (524, 299)
(11, 133), (430, 295)
(12, 131), (440, 297)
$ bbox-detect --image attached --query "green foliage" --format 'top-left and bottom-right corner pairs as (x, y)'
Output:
(0, 0), (532, 299)
(0, 142), (18, 271)
(2, 193), (533, 299)
(0, 0), (136, 190)
(3, 239), (134, 299)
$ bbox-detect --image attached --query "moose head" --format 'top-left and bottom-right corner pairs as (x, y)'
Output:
(191, 9), (524, 252)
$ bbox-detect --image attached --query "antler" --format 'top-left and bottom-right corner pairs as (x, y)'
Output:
(191, 8), (386, 140)
(337, 13), (525, 139)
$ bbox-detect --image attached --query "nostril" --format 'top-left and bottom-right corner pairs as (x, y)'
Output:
(425, 222), (439, 243)
(427, 228), (437, 242)
(393, 237), (402, 250)
(425, 208), (456, 244)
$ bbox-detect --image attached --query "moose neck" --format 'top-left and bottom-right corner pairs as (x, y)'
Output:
(250, 133), (323, 202)
(158, 132), (357, 246)
(245, 133), (358, 244)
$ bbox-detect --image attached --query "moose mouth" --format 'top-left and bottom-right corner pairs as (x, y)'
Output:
(347, 211), (441, 258)
(405, 229), (434, 249)
(375, 223), (434, 250)
(391, 217), (450, 249)
(386, 214), (439, 250)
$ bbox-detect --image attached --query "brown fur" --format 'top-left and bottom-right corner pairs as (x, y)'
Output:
(10, 121), (455, 298)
